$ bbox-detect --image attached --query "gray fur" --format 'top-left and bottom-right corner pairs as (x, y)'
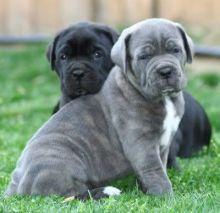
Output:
(5, 19), (193, 197)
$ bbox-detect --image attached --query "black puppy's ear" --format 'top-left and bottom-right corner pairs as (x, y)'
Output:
(46, 34), (60, 71)
(104, 27), (119, 44)
(176, 24), (194, 64)
(96, 25), (119, 45)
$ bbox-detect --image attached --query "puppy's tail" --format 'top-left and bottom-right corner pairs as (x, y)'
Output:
(64, 186), (121, 202)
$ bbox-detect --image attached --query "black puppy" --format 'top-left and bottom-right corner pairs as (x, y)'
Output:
(46, 22), (119, 113)
(168, 91), (212, 169)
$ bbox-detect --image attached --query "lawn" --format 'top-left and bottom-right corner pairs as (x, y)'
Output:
(0, 44), (219, 212)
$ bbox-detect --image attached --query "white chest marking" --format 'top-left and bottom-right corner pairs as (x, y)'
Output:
(160, 97), (181, 147)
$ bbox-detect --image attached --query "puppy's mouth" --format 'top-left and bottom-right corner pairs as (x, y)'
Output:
(159, 79), (181, 93)
(161, 87), (175, 95)
(74, 88), (87, 96)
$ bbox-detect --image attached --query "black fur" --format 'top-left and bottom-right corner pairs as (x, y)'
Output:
(74, 187), (118, 200)
(46, 22), (119, 113)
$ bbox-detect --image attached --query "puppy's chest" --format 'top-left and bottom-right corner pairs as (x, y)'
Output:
(160, 97), (181, 147)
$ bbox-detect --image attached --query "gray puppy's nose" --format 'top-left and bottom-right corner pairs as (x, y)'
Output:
(72, 69), (85, 79)
(158, 66), (173, 79)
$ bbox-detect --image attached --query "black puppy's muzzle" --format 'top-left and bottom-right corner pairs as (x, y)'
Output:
(72, 69), (85, 81)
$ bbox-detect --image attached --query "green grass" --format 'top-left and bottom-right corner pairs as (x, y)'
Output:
(0, 45), (220, 212)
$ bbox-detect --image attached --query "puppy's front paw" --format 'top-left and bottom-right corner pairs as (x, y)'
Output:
(147, 183), (173, 196)
(140, 180), (173, 196)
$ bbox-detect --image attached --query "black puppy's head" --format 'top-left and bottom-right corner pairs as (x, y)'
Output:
(47, 22), (119, 98)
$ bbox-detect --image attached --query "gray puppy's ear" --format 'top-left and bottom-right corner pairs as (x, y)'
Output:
(111, 30), (131, 73)
(46, 34), (60, 71)
(176, 24), (194, 64)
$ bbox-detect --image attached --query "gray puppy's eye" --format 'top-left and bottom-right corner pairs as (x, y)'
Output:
(171, 47), (182, 54)
(138, 53), (152, 60)
(60, 53), (67, 60)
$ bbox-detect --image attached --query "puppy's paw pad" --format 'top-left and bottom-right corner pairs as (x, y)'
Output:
(103, 186), (121, 196)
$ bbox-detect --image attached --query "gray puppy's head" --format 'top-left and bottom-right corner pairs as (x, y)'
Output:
(111, 19), (194, 99)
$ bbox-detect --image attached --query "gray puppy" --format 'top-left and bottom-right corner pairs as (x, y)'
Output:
(5, 19), (193, 199)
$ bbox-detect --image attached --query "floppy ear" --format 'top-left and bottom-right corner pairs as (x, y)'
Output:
(111, 30), (131, 73)
(96, 25), (119, 45)
(176, 24), (194, 64)
(46, 34), (60, 71)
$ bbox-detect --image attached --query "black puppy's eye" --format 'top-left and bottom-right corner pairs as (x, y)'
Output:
(60, 53), (67, 60)
(93, 50), (103, 59)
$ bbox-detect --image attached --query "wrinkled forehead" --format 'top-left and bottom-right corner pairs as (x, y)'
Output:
(56, 27), (113, 53)
(128, 22), (183, 51)
(58, 29), (98, 47)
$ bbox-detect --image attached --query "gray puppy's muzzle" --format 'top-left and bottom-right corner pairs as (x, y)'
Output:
(145, 55), (185, 94)
(156, 62), (178, 79)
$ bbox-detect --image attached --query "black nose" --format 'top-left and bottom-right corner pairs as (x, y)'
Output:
(72, 70), (85, 79)
(158, 66), (173, 79)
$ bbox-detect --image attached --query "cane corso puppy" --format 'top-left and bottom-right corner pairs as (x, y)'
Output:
(47, 22), (211, 169)
(46, 22), (119, 113)
(6, 19), (193, 199)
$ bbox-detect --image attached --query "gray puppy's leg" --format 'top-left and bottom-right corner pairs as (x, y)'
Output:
(5, 159), (89, 197)
(29, 172), (88, 196)
(123, 143), (172, 196)
(160, 146), (170, 169)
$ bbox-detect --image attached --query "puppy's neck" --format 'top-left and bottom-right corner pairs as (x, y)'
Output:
(114, 67), (149, 103)
(126, 70), (146, 98)
(113, 67), (168, 104)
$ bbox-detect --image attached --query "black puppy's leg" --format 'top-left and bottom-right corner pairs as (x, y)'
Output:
(65, 186), (121, 201)
(167, 154), (180, 170)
